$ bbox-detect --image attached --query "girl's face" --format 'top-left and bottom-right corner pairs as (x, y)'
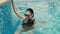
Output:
(24, 11), (31, 17)
(25, 11), (31, 15)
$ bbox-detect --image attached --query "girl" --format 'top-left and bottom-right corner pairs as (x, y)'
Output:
(11, 0), (46, 34)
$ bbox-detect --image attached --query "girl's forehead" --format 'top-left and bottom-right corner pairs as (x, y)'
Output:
(26, 10), (30, 12)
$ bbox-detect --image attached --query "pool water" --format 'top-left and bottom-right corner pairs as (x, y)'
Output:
(0, 0), (60, 34)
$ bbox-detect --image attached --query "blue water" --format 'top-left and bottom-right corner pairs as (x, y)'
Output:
(0, 0), (60, 34)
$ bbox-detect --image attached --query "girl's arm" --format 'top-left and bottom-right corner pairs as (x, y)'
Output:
(11, 0), (25, 19)
(36, 20), (46, 23)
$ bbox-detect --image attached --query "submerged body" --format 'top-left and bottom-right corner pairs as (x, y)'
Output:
(15, 17), (35, 34)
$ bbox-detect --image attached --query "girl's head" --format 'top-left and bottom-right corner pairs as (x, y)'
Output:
(25, 8), (34, 18)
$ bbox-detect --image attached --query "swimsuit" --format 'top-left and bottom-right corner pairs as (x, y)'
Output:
(22, 18), (35, 30)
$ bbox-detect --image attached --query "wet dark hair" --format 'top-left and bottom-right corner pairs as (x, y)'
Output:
(26, 8), (34, 17)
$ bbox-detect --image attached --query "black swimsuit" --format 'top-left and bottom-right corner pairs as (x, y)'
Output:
(22, 17), (35, 28)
